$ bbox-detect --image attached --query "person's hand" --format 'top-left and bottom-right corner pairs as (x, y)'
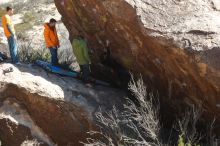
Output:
(14, 35), (17, 40)
(12, 34), (17, 40)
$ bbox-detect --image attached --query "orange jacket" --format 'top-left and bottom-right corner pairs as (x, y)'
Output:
(44, 23), (59, 48)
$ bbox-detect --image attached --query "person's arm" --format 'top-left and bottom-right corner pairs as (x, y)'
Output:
(7, 24), (14, 36)
(44, 28), (53, 48)
(83, 41), (91, 63)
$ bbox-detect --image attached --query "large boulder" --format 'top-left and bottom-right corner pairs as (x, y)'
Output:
(54, 0), (220, 119)
(0, 63), (125, 145)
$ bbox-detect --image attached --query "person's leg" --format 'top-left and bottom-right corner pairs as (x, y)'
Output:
(7, 37), (12, 62)
(13, 37), (18, 63)
(49, 47), (55, 65)
(80, 64), (90, 83)
(8, 36), (18, 63)
(80, 65), (86, 82)
(54, 47), (58, 65)
(83, 64), (90, 83)
(49, 47), (58, 66)
(79, 65), (83, 74)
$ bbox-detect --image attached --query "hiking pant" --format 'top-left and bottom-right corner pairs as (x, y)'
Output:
(7, 35), (18, 63)
(49, 47), (58, 66)
(80, 64), (90, 83)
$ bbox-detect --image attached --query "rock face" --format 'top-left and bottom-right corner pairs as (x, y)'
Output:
(54, 0), (220, 119)
(0, 63), (125, 146)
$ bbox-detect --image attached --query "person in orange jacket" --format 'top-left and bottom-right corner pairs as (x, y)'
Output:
(44, 18), (60, 66)
(2, 6), (19, 64)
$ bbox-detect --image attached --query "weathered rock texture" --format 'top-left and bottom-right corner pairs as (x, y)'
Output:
(0, 63), (125, 146)
(54, 0), (220, 119)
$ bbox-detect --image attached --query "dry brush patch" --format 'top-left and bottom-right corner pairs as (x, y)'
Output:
(83, 76), (219, 146)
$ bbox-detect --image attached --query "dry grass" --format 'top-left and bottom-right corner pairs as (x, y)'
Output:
(82, 75), (161, 146)
(176, 106), (219, 146)
(82, 76), (219, 146)
(18, 40), (50, 63)
(17, 39), (77, 69)
(15, 11), (37, 33)
(20, 140), (41, 146)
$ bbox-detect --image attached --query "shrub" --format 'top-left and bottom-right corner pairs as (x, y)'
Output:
(176, 107), (219, 146)
(83, 76), (219, 146)
(20, 140), (41, 146)
(82, 75), (162, 146)
(17, 39), (77, 69)
(18, 41), (50, 63)
(58, 45), (75, 67)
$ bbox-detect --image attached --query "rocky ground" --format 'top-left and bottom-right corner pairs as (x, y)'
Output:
(0, 63), (125, 146)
